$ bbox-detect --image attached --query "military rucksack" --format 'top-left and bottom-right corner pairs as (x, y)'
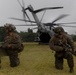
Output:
(17, 43), (24, 53)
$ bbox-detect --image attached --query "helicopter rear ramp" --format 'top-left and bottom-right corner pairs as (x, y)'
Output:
(39, 33), (51, 44)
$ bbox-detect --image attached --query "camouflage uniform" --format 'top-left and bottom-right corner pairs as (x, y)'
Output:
(1, 23), (23, 67)
(49, 27), (75, 73)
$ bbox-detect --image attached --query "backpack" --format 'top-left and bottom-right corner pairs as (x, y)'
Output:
(18, 43), (24, 53)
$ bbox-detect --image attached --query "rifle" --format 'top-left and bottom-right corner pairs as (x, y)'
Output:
(63, 43), (76, 56)
(58, 40), (76, 56)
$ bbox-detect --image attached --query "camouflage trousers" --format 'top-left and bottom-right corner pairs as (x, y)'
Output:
(6, 50), (20, 67)
(0, 48), (20, 67)
(54, 51), (74, 70)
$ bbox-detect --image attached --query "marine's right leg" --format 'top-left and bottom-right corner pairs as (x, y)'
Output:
(64, 52), (74, 73)
(55, 56), (63, 70)
(9, 53), (20, 67)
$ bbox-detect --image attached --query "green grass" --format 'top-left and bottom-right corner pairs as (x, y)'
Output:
(0, 42), (76, 75)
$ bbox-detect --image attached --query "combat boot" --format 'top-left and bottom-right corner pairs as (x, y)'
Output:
(69, 68), (74, 73)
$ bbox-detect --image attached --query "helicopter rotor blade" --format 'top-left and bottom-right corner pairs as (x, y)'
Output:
(34, 7), (63, 13)
(10, 17), (36, 23)
(58, 25), (76, 28)
(17, 0), (23, 8)
(44, 23), (56, 26)
(57, 22), (76, 25)
(31, 27), (38, 30)
(22, 0), (27, 20)
(17, 0), (26, 20)
(21, 0), (32, 23)
(24, 11), (31, 21)
(43, 22), (76, 29)
(17, 0), (30, 22)
(15, 24), (37, 26)
(22, 0), (25, 8)
(52, 14), (69, 23)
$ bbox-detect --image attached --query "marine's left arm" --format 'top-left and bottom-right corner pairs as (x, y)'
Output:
(67, 35), (75, 51)
(11, 34), (22, 49)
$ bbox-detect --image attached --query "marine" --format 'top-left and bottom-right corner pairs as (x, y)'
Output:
(0, 23), (24, 68)
(49, 27), (75, 73)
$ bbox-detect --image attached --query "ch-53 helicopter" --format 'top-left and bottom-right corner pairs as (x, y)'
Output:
(10, 0), (76, 44)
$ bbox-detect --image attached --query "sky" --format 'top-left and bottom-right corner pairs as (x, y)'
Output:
(0, 0), (76, 34)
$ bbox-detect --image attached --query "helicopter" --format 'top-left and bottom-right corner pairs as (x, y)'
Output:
(10, 0), (76, 44)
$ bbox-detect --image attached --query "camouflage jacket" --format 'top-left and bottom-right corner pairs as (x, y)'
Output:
(49, 33), (74, 52)
(2, 32), (22, 50)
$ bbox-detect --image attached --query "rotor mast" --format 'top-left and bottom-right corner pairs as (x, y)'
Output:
(27, 5), (46, 31)
(27, 5), (42, 24)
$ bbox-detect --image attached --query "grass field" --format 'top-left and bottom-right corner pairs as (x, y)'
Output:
(0, 42), (76, 75)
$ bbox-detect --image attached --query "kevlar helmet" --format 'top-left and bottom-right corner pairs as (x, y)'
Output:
(4, 23), (16, 32)
(53, 27), (64, 34)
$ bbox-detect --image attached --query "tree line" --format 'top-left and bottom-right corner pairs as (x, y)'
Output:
(0, 27), (76, 42)
(19, 28), (37, 42)
(0, 27), (37, 42)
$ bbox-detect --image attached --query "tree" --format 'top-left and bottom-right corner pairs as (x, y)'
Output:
(19, 30), (37, 42)
(0, 27), (6, 42)
(28, 28), (33, 33)
(70, 34), (76, 41)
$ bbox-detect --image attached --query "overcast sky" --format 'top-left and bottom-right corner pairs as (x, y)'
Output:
(0, 0), (76, 34)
